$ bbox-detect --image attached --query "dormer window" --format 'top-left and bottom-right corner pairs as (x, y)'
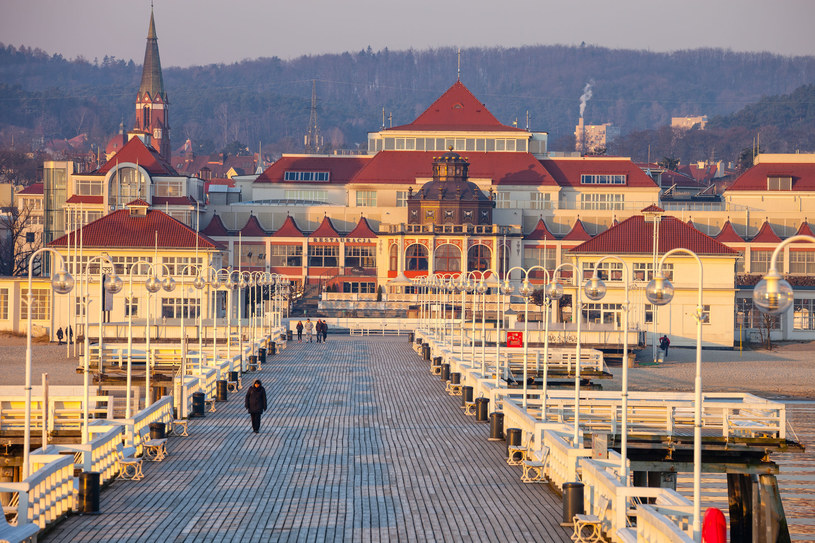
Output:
(767, 176), (792, 191)
(581, 174), (627, 185)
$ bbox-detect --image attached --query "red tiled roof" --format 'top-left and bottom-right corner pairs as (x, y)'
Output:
(153, 196), (198, 206)
(126, 198), (150, 207)
(715, 220), (744, 243)
(310, 216), (340, 238)
(795, 221), (815, 237)
(525, 218), (557, 240)
(541, 158), (658, 188)
(346, 217), (378, 239)
(18, 183), (43, 195)
(201, 214), (231, 237)
(96, 136), (177, 176)
(49, 209), (219, 250)
(66, 195), (103, 204)
(351, 151), (557, 186)
(641, 204), (664, 212)
(751, 221), (782, 243)
(255, 155), (369, 184)
(726, 162), (815, 191)
(389, 81), (525, 133)
(562, 219), (592, 241)
(570, 215), (738, 255)
(240, 215), (268, 237)
(271, 215), (305, 238)
(105, 132), (127, 156)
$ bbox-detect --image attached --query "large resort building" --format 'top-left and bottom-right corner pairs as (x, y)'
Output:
(3, 10), (815, 348)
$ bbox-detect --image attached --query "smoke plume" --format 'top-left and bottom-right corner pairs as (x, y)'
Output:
(579, 81), (593, 118)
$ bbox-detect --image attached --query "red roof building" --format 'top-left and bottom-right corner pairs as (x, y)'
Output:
(562, 219), (592, 242)
(271, 216), (305, 238)
(525, 218), (557, 240)
(240, 214), (268, 237)
(201, 214), (231, 237)
(715, 220), (745, 243)
(542, 158), (658, 189)
(255, 156), (369, 184)
(96, 136), (177, 176)
(346, 216), (378, 239)
(751, 221), (782, 243)
(310, 216), (340, 238)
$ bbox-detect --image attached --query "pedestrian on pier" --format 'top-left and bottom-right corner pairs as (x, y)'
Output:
(659, 335), (670, 358)
(296, 321), (304, 342)
(316, 320), (323, 343)
(67, 325), (73, 344)
(56, 327), (64, 345)
(245, 379), (267, 434)
(305, 319), (314, 343)
(322, 320), (328, 342)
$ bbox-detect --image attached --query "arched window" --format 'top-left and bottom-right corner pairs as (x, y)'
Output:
(389, 244), (398, 271)
(434, 244), (461, 273)
(406, 244), (428, 271)
(142, 106), (151, 129)
(467, 244), (491, 272)
(109, 166), (149, 210)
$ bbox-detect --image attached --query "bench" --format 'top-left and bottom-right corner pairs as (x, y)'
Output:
(571, 496), (610, 543)
(0, 514), (39, 543)
(445, 381), (462, 396)
(116, 442), (144, 481)
(227, 374), (242, 393)
(170, 419), (189, 437)
(521, 445), (549, 483)
(463, 399), (477, 416)
(136, 424), (168, 462)
(204, 398), (216, 412)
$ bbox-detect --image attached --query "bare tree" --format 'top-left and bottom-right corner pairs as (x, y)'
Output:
(0, 203), (42, 276)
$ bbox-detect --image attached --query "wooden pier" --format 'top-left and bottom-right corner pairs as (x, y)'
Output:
(40, 336), (572, 542)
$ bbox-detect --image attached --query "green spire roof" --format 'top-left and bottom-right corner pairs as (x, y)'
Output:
(139, 10), (165, 100)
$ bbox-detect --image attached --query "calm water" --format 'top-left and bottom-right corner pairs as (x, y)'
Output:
(675, 402), (815, 542)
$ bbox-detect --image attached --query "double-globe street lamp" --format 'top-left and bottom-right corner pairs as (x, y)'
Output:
(23, 249), (74, 479)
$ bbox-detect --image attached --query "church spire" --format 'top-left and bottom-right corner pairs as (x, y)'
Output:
(139, 9), (165, 101)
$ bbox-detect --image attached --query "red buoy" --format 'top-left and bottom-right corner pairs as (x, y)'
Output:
(702, 507), (727, 543)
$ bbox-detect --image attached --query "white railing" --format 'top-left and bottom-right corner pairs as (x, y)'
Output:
(543, 429), (592, 491)
(124, 395), (173, 455)
(40, 420), (125, 486)
(0, 452), (74, 529)
(0, 395), (113, 435)
(635, 504), (693, 543)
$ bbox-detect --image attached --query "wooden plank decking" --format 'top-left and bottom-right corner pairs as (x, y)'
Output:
(43, 336), (571, 542)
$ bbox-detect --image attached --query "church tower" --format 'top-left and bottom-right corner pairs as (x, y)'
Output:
(133, 9), (170, 161)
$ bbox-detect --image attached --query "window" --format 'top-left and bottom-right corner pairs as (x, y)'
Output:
(767, 176), (792, 191)
(389, 245), (398, 271)
(529, 192), (551, 210)
(700, 305), (711, 324)
(0, 288), (8, 319)
(789, 251), (815, 275)
(342, 282), (376, 294)
(270, 245), (302, 267)
(582, 261), (623, 281)
(112, 256), (153, 276)
(580, 193), (624, 210)
(25, 232), (36, 243)
(735, 251), (745, 274)
(633, 263), (673, 282)
(75, 179), (102, 196)
(284, 189), (327, 203)
(308, 245), (338, 267)
(793, 299), (815, 330)
(750, 250), (772, 275)
(580, 174), (626, 185)
(523, 247), (557, 270)
(406, 244), (428, 271)
(233, 244), (265, 268)
(495, 192), (511, 209)
(356, 191), (377, 207)
(582, 303), (624, 327)
(283, 171), (330, 182)
(345, 246), (376, 268)
(22, 289), (50, 320)
(109, 166), (149, 209)
(154, 180), (184, 197)
(161, 297), (200, 319)
(125, 297), (138, 317)
(396, 191), (409, 207)
(467, 244), (491, 272)
(434, 244), (461, 273)
(162, 257), (203, 276)
(736, 298), (780, 329)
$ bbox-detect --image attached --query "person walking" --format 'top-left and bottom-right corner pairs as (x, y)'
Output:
(245, 379), (267, 434)
(659, 335), (670, 358)
(305, 319), (314, 343)
(296, 321), (304, 342)
(56, 327), (64, 345)
(67, 325), (73, 344)
(322, 320), (328, 342)
(316, 320), (323, 343)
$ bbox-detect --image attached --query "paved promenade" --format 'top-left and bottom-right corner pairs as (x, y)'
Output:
(43, 336), (571, 542)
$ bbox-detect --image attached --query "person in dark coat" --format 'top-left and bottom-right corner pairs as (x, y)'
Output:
(315, 320), (323, 343)
(245, 379), (267, 433)
(67, 325), (73, 344)
(322, 320), (328, 342)
(296, 321), (303, 342)
(56, 327), (64, 345)
(659, 335), (670, 357)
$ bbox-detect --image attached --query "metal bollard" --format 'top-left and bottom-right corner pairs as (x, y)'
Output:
(191, 392), (205, 417)
(78, 472), (101, 514)
(461, 385), (474, 408)
(506, 428), (522, 460)
(475, 397), (490, 421)
(149, 422), (165, 440)
(450, 372), (461, 385)
(562, 482), (585, 525)
(216, 379), (228, 401)
(440, 363), (450, 382)
(270, 342), (276, 355)
(408, 332), (414, 343)
(258, 347), (266, 365)
(489, 412), (504, 441)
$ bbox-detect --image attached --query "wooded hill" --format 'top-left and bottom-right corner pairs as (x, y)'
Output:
(1, 43), (814, 163)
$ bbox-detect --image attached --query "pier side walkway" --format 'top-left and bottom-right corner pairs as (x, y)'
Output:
(44, 335), (571, 542)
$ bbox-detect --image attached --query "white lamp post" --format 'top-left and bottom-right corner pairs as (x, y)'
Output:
(584, 256), (631, 483)
(645, 248), (703, 541)
(125, 260), (154, 419)
(143, 266), (176, 407)
(23, 249), (74, 479)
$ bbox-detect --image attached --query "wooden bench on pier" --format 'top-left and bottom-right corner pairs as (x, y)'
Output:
(0, 513), (40, 543)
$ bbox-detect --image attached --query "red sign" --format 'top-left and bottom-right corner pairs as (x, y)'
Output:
(507, 331), (523, 348)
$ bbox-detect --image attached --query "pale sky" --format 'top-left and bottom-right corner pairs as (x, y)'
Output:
(1, 0), (814, 67)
